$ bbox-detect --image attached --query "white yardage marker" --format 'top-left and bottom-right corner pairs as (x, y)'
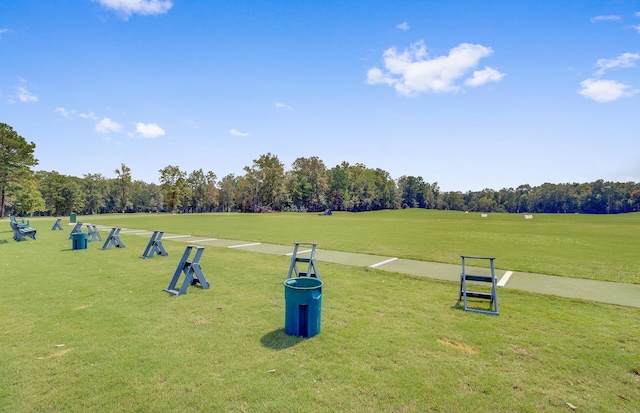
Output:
(228, 243), (261, 249)
(369, 257), (398, 268)
(163, 235), (190, 239)
(497, 271), (513, 287)
(195, 238), (218, 243)
(285, 249), (312, 256)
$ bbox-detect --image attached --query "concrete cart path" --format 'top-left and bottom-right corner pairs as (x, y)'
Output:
(101, 225), (640, 309)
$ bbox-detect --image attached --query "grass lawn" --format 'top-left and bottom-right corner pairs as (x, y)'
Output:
(83, 209), (640, 284)
(1, 212), (639, 412)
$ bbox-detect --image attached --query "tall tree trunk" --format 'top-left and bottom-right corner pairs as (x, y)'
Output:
(0, 186), (5, 218)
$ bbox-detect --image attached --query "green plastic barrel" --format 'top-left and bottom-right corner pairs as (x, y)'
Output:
(71, 232), (88, 250)
(70, 213), (77, 223)
(284, 277), (322, 338)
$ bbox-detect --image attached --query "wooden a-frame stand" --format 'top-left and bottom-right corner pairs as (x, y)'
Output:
(287, 242), (320, 279)
(141, 230), (168, 259)
(459, 255), (499, 316)
(164, 246), (209, 296)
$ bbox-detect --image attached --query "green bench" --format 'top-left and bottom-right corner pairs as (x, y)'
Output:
(9, 221), (36, 241)
(9, 216), (30, 229)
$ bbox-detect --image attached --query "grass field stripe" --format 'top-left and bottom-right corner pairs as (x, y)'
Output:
(228, 243), (261, 248)
(285, 249), (313, 256)
(498, 271), (514, 287)
(194, 238), (218, 243)
(369, 257), (398, 268)
(162, 235), (191, 239)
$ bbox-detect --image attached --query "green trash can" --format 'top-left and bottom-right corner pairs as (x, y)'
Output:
(71, 232), (88, 250)
(284, 277), (323, 338)
(70, 213), (77, 223)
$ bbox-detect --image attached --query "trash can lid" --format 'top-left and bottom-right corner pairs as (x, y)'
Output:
(284, 277), (323, 289)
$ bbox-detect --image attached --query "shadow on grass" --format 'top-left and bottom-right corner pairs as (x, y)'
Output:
(452, 300), (498, 315)
(260, 328), (306, 350)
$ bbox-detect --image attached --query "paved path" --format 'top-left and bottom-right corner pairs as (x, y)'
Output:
(102, 226), (640, 309)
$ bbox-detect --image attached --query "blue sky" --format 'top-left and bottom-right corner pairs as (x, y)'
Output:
(1, 0), (639, 192)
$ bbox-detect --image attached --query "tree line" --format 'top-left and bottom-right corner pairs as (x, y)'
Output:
(2, 122), (640, 217)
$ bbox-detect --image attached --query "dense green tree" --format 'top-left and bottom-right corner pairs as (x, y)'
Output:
(630, 187), (640, 212)
(159, 165), (190, 212)
(83, 173), (108, 214)
(203, 171), (219, 212)
(128, 180), (159, 212)
(187, 169), (218, 212)
(514, 185), (532, 213)
(13, 174), (45, 216)
(218, 173), (238, 212)
(434, 180), (640, 214)
(37, 171), (85, 215)
(327, 162), (350, 211)
(1, 134), (638, 216)
(371, 168), (398, 210)
(397, 175), (427, 208)
(114, 163), (132, 213)
(235, 175), (254, 212)
(0, 123), (39, 218)
(148, 183), (163, 212)
(425, 181), (440, 209)
(323, 163), (398, 212)
(476, 188), (502, 212)
(346, 163), (375, 211)
(242, 153), (287, 211)
(440, 191), (465, 211)
(288, 156), (328, 212)
(102, 179), (119, 213)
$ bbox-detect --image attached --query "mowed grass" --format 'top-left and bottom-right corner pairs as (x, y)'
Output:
(83, 209), (640, 284)
(0, 215), (639, 412)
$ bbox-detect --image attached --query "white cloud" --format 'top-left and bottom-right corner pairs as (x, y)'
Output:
(590, 15), (622, 23)
(133, 122), (165, 138)
(230, 128), (249, 137)
(275, 102), (292, 110)
(95, 117), (123, 133)
(16, 86), (38, 102)
(578, 78), (638, 102)
(366, 40), (504, 95)
(397, 22), (410, 31)
(7, 78), (38, 103)
(0, 28), (8, 39)
(94, 0), (173, 18)
(579, 51), (640, 102)
(595, 52), (640, 75)
(464, 67), (505, 87)
(79, 111), (100, 120)
(54, 107), (76, 118)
